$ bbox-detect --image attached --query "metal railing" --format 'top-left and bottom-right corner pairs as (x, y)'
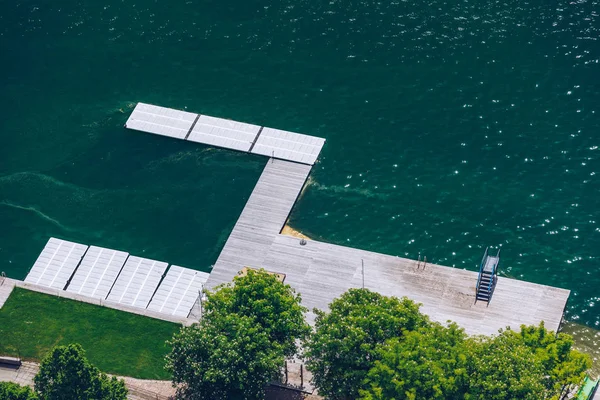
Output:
(476, 247), (488, 295)
(485, 249), (501, 301)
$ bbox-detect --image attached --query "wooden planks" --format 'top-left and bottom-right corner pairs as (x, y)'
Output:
(206, 159), (312, 288)
(206, 159), (570, 336)
(117, 103), (573, 333)
(261, 234), (570, 335)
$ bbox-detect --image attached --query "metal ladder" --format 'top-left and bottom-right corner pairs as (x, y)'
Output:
(476, 247), (500, 304)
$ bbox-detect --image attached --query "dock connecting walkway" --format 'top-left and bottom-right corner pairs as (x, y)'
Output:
(205, 160), (569, 335)
(208, 159), (312, 285)
(5, 102), (570, 337)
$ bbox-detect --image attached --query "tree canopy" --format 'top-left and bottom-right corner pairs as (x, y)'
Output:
(206, 268), (310, 357)
(517, 323), (591, 394)
(304, 288), (429, 400)
(304, 289), (591, 400)
(360, 322), (469, 400)
(0, 382), (37, 400)
(464, 324), (592, 400)
(464, 330), (548, 400)
(33, 343), (127, 400)
(166, 269), (309, 400)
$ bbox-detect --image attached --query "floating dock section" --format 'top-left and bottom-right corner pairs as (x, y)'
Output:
(23, 238), (209, 323)
(65, 246), (128, 299)
(24, 238), (88, 290)
(147, 266), (210, 318)
(125, 103), (325, 165)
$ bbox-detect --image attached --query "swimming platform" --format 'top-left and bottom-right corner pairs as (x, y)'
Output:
(8, 102), (570, 336)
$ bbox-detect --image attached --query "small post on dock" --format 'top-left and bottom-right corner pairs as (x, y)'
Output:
(361, 259), (365, 289)
(198, 284), (205, 319)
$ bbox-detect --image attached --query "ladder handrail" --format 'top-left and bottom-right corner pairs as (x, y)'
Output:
(485, 249), (500, 304)
(476, 247), (488, 295)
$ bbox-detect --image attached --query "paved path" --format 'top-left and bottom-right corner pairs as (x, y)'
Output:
(0, 362), (38, 387)
(0, 277), (16, 309)
(0, 361), (175, 400)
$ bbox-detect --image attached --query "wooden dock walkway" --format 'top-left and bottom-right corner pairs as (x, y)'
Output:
(262, 235), (569, 335)
(206, 159), (570, 336)
(208, 159), (312, 285)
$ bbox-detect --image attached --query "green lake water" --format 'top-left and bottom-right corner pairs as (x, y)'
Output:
(1, 0), (599, 332)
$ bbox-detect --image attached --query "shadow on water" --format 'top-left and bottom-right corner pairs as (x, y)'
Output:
(562, 321), (600, 378)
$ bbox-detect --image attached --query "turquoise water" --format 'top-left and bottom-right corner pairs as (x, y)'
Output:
(0, 0), (598, 329)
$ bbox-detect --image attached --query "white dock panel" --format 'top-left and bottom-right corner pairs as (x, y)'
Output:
(251, 127), (325, 165)
(125, 103), (198, 140)
(186, 115), (261, 152)
(65, 246), (129, 299)
(25, 238), (88, 290)
(147, 266), (210, 317)
(106, 256), (168, 309)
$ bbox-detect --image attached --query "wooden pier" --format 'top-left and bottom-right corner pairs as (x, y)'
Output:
(208, 159), (312, 285)
(122, 102), (570, 336)
(8, 102), (570, 337)
(205, 159), (570, 335)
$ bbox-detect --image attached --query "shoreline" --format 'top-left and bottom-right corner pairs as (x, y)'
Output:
(281, 225), (311, 240)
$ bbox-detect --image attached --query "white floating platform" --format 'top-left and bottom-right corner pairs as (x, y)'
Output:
(105, 256), (168, 309)
(65, 246), (129, 299)
(25, 238), (88, 290)
(147, 266), (210, 318)
(125, 103), (325, 165)
(188, 115), (261, 152)
(125, 103), (197, 139)
(252, 127), (325, 165)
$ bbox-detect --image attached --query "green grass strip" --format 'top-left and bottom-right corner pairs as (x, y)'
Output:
(0, 287), (180, 380)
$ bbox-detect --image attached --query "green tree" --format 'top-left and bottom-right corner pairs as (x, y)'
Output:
(167, 314), (284, 399)
(206, 269), (310, 357)
(34, 343), (127, 400)
(305, 289), (429, 400)
(166, 269), (309, 399)
(359, 322), (469, 400)
(464, 331), (547, 400)
(517, 323), (591, 397)
(0, 382), (37, 400)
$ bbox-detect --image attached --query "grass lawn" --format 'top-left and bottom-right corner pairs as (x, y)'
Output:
(0, 288), (181, 379)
